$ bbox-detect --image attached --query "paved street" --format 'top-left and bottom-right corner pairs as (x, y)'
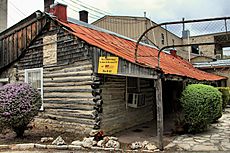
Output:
(165, 107), (230, 151)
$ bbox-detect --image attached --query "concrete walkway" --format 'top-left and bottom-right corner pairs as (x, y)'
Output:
(165, 107), (230, 151)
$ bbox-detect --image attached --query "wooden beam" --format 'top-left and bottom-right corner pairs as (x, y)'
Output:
(155, 78), (163, 150)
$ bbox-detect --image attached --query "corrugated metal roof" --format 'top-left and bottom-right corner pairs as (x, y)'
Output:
(193, 59), (230, 68)
(57, 19), (226, 81)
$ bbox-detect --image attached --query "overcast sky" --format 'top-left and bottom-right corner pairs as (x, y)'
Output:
(7, 0), (230, 27)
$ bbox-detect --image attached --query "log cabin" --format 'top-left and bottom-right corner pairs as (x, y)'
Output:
(0, 2), (226, 139)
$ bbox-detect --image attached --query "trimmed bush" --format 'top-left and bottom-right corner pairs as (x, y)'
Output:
(0, 83), (41, 137)
(217, 87), (230, 110)
(180, 84), (222, 133)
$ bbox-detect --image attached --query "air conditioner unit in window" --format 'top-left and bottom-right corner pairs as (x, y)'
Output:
(127, 93), (145, 108)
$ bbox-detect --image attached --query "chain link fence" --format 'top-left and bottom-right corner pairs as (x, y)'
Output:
(136, 17), (230, 61)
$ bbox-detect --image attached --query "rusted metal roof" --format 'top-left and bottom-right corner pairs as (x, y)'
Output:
(57, 19), (225, 81)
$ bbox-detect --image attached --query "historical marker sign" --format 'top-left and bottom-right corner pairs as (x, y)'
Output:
(98, 57), (119, 74)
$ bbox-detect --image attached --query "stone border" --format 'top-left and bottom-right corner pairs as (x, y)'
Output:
(0, 143), (161, 152)
(0, 143), (124, 152)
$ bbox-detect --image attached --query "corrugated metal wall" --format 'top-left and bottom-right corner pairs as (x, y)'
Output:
(93, 16), (183, 48)
(0, 13), (47, 70)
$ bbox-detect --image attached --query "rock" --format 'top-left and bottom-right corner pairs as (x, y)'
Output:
(71, 140), (83, 146)
(55, 145), (68, 150)
(97, 138), (110, 148)
(177, 143), (191, 150)
(34, 144), (47, 149)
(103, 137), (110, 143)
(105, 139), (120, 149)
(194, 139), (207, 143)
(41, 137), (54, 143)
(108, 136), (118, 141)
(221, 142), (230, 149)
(97, 140), (105, 147)
(89, 130), (99, 137)
(103, 136), (109, 141)
(82, 137), (95, 148)
(192, 145), (218, 151)
(46, 145), (58, 149)
(68, 145), (82, 150)
(0, 145), (9, 150)
(154, 149), (160, 152)
(145, 143), (157, 150)
(142, 141), (149, 147)
(164, 142), (176, 150)
(92, 140), (97, 146)
(11, 143), (35, 150)
(52, 136), (66, 145)
(130, 141), (142, 150)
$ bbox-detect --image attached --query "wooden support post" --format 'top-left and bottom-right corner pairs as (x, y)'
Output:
(155, 78), (163, 150)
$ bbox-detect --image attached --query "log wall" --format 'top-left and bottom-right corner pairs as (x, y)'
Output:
(100, 75), (155, 134)
(1, 21), (100, 136)
(33, 29), (99, 135)
(37, 61), (96, 135)
(1, 18), (157, 136)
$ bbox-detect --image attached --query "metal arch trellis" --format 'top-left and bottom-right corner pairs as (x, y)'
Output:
(135, 16), (230, 69)
(134, 16), (230, 151)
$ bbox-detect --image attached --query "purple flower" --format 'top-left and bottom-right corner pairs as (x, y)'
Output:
(0, 83), (42, 134)
(2, 112), (10, 117)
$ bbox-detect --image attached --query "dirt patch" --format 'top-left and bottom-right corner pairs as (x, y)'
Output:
(0, 127), (82, 145)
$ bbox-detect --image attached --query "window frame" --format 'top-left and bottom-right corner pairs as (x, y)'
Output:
(161, 33), (165, 45)
(127, 77), (140, 93)
(25, 68), (44, 110)
(191, 44), (199, 54)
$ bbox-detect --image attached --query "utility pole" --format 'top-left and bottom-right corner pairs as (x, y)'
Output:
(144, 11), (149, 44)
(182, 17), (190, 61)
(155, 77), (163, 150)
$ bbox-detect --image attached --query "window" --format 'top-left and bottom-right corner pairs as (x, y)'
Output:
(127, 77), (140, 93)
(161, 33), (165, 45)
(25, 68), (43, 110)
(223, 47), (230, 58)
(191, 45), (199, 54)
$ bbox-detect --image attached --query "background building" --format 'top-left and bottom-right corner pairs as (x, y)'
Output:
(0, 0), (7, 33)
(93, 16), (230, 61)
(93, 16), (196, 59)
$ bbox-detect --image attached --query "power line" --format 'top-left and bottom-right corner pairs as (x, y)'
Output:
(0, 5), (15, 23)
(75, 0), (111, 15)
(60, 0), (147, 25)
(68, 0), (107, 16)
(60, 0), (101, 20)
(68, 5), (100, 20)
(8, 1), (27, 17)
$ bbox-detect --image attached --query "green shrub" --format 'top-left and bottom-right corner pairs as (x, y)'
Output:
(217, 87), (230, 110)
(0, 83), (41, 137)
(180, 84), (222, 133)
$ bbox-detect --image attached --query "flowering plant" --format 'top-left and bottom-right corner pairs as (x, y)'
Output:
(0, 83), (41, 137)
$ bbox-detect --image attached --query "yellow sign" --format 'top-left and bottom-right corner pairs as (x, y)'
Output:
(98, 57), (119, 74)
